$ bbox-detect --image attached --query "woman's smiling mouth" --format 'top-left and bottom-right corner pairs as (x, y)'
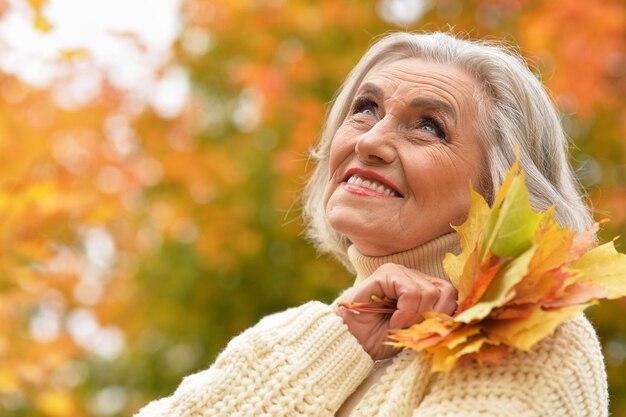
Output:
(341, 169), (403, 198)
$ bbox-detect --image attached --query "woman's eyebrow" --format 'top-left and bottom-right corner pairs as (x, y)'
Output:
(410, 97), (457, 124)
(356, 82), (384, 99)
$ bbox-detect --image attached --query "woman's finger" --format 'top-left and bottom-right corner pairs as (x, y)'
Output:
(426, 277), (458, 315)
(396, 269), (451, 312)
(389, 278), (439, 329)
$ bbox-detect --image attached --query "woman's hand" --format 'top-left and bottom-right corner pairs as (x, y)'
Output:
(333, 263), (457, 361)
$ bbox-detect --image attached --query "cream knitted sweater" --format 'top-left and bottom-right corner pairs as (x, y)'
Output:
(135, 234), (608, 417)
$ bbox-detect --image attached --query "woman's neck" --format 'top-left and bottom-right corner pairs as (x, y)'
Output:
(347, 233), (460, 283)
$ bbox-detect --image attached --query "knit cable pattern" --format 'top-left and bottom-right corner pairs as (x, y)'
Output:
(134, 302), (373, 417)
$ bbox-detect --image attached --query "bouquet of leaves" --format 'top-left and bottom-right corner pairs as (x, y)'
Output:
(351, 159), (626, 372)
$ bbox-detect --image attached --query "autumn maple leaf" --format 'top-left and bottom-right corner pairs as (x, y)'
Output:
(387, 159), (626, 373)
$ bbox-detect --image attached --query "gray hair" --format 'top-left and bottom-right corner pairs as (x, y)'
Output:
(302, 31), (593, 269)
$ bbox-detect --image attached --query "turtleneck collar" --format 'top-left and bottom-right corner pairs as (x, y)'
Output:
(347, 232), (461, 283)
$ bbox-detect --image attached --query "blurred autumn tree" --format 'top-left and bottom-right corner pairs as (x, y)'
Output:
(0, 0), (625, 416)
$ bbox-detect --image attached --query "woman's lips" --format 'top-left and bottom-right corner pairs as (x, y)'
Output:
(341, 169), (403, 198)
(342, 182), (396, 198)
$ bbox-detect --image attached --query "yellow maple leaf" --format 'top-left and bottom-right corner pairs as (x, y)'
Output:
(570, 241), (626, 298)
(485, 303), (590, 350)
(511, 213), (576, 305)
(444, 184), (491, 302)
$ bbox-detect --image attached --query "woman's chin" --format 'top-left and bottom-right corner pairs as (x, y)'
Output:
(329, 216), (449, 257)
(328, 219), (401, 256)
(325, 196), (452, 256)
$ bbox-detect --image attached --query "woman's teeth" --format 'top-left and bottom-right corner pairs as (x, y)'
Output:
(346, 175), (399, 197)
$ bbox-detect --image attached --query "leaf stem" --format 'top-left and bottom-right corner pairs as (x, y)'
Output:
(338, 296), (398, 315)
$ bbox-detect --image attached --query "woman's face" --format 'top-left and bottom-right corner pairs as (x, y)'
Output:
(323, 58), (485, 256)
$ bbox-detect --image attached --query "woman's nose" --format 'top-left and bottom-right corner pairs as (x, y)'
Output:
(354, 119), (396, 164)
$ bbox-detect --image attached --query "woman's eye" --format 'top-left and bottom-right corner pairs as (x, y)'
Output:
(353, 98), (377, 117)
(421, 123), (436, 134)
(418, 118), (446, 140)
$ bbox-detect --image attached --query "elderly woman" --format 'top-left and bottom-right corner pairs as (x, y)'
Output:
(136, 32), (607, 417)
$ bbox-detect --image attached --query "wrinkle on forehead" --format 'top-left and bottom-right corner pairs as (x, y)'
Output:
(367, 73), (476, 100)
(360, 59), (480, 119)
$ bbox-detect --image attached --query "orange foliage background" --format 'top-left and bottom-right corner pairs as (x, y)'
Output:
(1, 0), (625, 415)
